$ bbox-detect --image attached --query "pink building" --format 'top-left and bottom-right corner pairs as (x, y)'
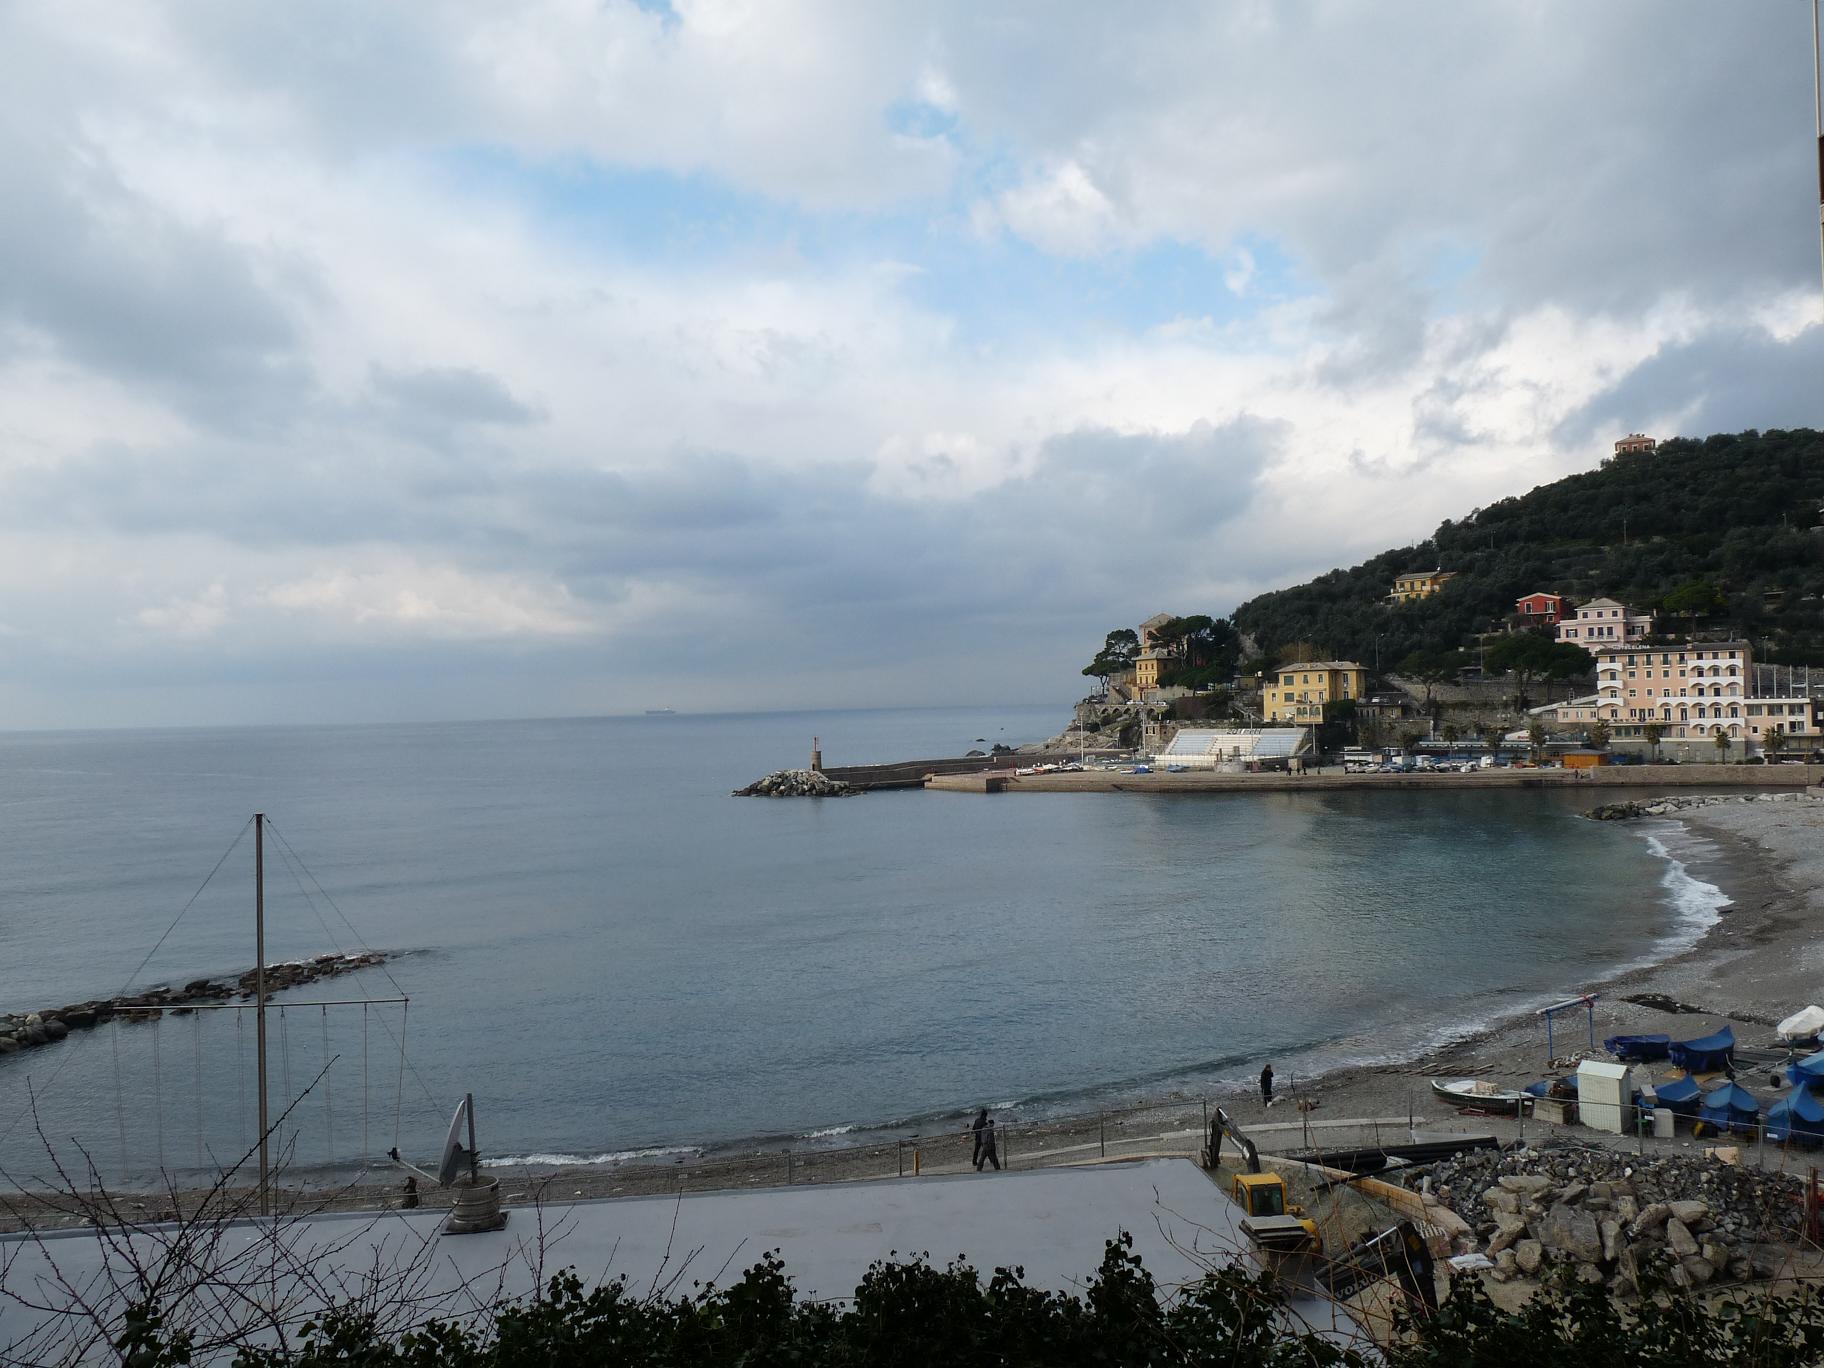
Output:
(1593, 641), (1820, 747)
(1557, 598), (1653, 649)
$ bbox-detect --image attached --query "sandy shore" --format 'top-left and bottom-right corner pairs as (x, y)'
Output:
(8, 789), (1824, 1232)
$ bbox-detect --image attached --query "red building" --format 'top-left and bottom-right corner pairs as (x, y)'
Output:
(1515, 592), (1567, 626)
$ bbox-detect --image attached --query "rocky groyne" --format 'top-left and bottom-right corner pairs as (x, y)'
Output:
(1588, 790), (1823, 820)
(732, 769), (859, 797)
(1433, 1142), (1800, 1296)
(0, 952), (389, 1058)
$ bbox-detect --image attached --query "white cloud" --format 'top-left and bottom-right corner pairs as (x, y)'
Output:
(132, 583), (229, 639)
(262, 562), (597, 640)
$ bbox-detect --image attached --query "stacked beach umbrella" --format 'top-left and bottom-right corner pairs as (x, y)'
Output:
(1767, 1050), (1824, 1145)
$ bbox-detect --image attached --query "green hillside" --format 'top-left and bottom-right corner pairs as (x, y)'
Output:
(1230, 428), (1824, 670)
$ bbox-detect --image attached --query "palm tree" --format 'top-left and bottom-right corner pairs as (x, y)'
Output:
(1765, 724), (1786, 761)
(1441, 722), (1461, 748)
(1589, 721), (1612, 750)
(1713, 729), (1731, 763)
(1528, 721), (1547, 763)
(1643, 721), (1665, 763)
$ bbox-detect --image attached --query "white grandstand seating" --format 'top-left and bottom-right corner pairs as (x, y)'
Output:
(1156, 728), (1310, 766)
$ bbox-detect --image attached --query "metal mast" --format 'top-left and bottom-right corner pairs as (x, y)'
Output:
(1815, 0), (1823, 315)
(255, 813), (270, 1217)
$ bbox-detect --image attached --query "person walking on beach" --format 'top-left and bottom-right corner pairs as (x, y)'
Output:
(1260, 1063), (1275, 1109)
(972, 1108), (992, 1169)
(978, 1118), (1001, 1171)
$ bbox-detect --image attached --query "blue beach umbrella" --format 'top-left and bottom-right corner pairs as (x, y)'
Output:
(1766, 1087), (1824, 1144)
(1697, 1081), (1760, 1134)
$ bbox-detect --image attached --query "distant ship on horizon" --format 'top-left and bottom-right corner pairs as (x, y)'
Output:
(644, 707), (678, 716)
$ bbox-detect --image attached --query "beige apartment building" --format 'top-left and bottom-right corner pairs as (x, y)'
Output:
(1592, 641), (1819, 747)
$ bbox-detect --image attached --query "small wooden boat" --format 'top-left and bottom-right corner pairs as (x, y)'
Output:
(1430, 1078), (1530, 1114)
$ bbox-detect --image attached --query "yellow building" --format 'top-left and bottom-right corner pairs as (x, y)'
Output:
(1264, 661), (1368, 723)
(1389, 568), (1457, 604)
(1133, 649), (1165, 692)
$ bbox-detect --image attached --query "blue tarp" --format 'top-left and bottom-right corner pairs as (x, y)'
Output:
(1652, 1075), (1703, 1114)
(1766, 1087), (1824, 1144)
(1698, 1081), (1761, 1133)
(1524, 1076), (1578, 1099)
(1790, 1050), (1824, 1087)
(1668, 1025), (1736, 1073)
(1603, 1034), (1671, 1062)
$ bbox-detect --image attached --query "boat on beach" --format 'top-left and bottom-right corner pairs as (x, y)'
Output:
(1429, 1078), (1531, 1114)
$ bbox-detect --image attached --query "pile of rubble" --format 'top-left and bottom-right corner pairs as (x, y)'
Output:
(1432, 1144), (1803, 1296)
(1, 952), (390, 1054)
(731, 770), (859, 797)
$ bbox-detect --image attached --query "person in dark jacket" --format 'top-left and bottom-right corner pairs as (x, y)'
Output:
(971, 1108), (990, 1169)
(979, 1118), (1001, 1171)
(1260, 1063), (1275, 1109)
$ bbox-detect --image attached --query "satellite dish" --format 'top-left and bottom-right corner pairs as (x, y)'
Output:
(388, 1092), (480, 1188)
(437, 1095), (473, 1186)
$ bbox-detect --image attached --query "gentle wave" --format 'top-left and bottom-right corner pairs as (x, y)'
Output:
(482, 1145), (701, 1169)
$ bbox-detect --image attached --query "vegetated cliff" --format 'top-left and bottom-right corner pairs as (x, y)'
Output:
(1231, 428), (1824, 667)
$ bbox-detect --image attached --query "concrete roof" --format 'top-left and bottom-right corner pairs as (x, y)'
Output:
(0, 1160), (1365, 1359)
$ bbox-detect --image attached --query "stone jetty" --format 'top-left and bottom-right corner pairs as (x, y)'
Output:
(0, 951), (389, 1057)
(1432, 1142), (1801, 1296)
(732, 769), (859, 797)
(1588, 791), (1823, 821)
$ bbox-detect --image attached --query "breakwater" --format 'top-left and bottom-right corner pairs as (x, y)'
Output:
(925, 763), (1824, 794)
(0, 952), (389, 1058)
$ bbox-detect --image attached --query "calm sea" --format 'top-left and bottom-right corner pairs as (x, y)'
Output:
(0, 707), (1721, 1185)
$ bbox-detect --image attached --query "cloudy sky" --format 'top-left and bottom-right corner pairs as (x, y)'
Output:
(2, 2), (1821, 728)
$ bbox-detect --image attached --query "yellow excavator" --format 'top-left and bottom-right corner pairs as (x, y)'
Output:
(1202, 1106), (1440, 1318)
(1202, 1106), (1323, 1255)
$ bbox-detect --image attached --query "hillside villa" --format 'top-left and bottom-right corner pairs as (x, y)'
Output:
(1514, 591), (1568, 626)
(1389, 568), (1456, 604)
(1556, 597), (1654, 649)
(1264, 661), (1367, 724)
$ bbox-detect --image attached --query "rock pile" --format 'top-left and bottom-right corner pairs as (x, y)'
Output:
(1432, 1143), (1802, 1296)
(732, 770), (859, 798)
(1589, 792), (1821, 821)
(0, 952), (390, 1056)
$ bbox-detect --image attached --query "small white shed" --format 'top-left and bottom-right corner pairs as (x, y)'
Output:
(1577, 1059), (1634, 1134)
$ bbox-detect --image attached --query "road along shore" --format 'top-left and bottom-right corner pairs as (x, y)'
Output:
(924, 762), (1824, 794)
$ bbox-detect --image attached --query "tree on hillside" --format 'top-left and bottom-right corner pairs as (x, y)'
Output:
(1484, 635), (1594, 707)
(1152, 615), (1241, 686)
(1082, 629), (1139, 690)
(1643, 720), (1666, 762)
(1542, 642), (1595, 697)
(1664, 579), (1728, 619)
(1396, 649), (1466, 708)
(1441, 722), (1461, 747)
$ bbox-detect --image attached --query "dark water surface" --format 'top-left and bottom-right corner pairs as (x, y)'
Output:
(0, 708), (1703, 1183)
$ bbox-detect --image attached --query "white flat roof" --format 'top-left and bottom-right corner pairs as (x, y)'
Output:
(0, 1159), (1365, 1359)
